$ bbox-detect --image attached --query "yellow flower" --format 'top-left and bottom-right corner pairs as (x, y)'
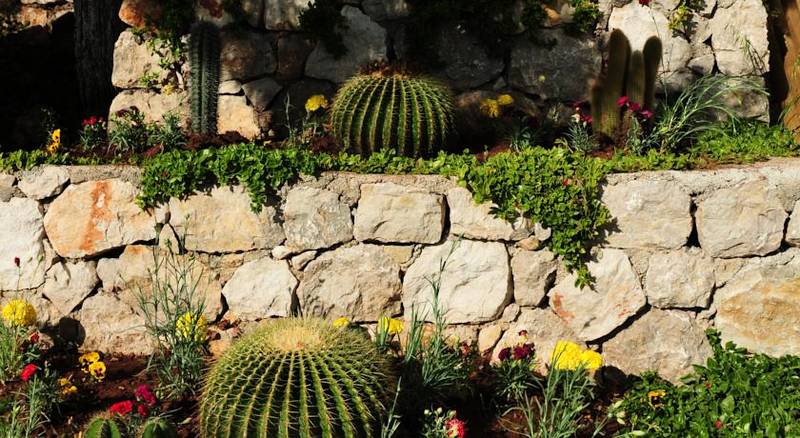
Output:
(579, 349), (603, 371)
(88, 360), (106, 381)
(378, 317), (404, 335)
(648, 389), (666, 408)
(79, 351), (100, 367)
(1, 299), (37, 327)
(551, 340), (583, 370)
(497, 94), (514, 106)
(58, 377), (78, 397)
(305, 94), (329, 113)
(333, 317), (351, 328)
(46, 129), (61, 155)
(175, 311), (208, 343)
(480, 99), (501, 118)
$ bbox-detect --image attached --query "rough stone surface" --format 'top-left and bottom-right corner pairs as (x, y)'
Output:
(436, 24), (504, 89)
(109, 89), (189, 126)
(709, 0), (770, 76)
(219, 80), (242, 95)
(298, 245), (402, 321)
(276, 33), (315, 80)
(509, 29), (600, 101)
(242, 77), (283, 111)
(645, 248), (715, 309)
(44, 180), (156, 258)
(42, 261), (98, 316)
(168, 186), (284, 253)
(602, 179), (692, 249)
(18, 166), (69, 200)
(448, 187), (531, 241)
(112, 30), (167, 89)
(478, 324), (503, 353)
(217, 94), (262, 139)
(493, 308), (585, 368)
(549, 248), (646, 341)
(363, 0), (410, 21)
(264, 0), (311, 30)
(787, 200), (800, 246)
(78, 293), (152, 355)
(284, 187), (353, 251)
(512, 250), (558, 307)
(221, 258), (297, 321)
(0, 198), (48, 290)
(696, 180), (787, 258)
(403, 240), (511, 324)
(715, 251), (800, 356)
(603, 309), (713, 383)
(0, 174), (14, 202)
(354, 183), (445, 244)
(305, 6), (387, 83)
(118, 0), (162, 28)
(220, 30), (276, 81)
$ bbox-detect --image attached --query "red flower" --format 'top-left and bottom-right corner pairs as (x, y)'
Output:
(20, 364), (37, 382)
(563, 179), (571, 187)
(714, 419), (723, 430)
(616, 96), (629, 107)
(109, 400), (134, 416)
(445, 417), (467, 438)
(13, 257), (20, 267)
(639, 0), (651, 5)
(512, 344), (533, 360)
(518, 330), (528, 337)
(137, 404), (150, 417)
(640, 109), (654, 119)
(628, 102), (641, 112)
(135, 384), (157, 407)
(29, 332), (39, 344)
(582, 115), (593, 124)
(498, 347), (511, 361)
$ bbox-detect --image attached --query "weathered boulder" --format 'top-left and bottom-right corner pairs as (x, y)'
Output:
(168, 186), (284, 253)
(240, 0), (264, 27)
(305, 6), (387, 84)
(403, 240), (511, 324)
(109, 89), (189, 125)
(44, 180), (156, 258)
(549, 248), (646, 341)
(645, 248), (715, 309)
(447, 187), (531, 241)
(603, 309), (713, 383)
(264, 0), (311, 30)
(118, 0), (162, 28)
(217, 94), (262, 138)
(435, 24), (504, 89)
(196, 0), (235, 26)
(78, 293), (152, 355)
(696, 180), (786, 258)
(511, 249), (558, 307)
(0, 198), (48, 290)
(221, 257), (297, 321)
(709, 0), (769, 76)
(283, 187), (353, 252)
(787, 200), (800, 246)
(493, 308), (585, 369)
(42, 261), (98, 316)
(112, 30), (168, 89)
(18, 166), (69, 200)
(363, 0), (410, 21)
(602, 178), (692, 249)
(354, 183), (445, 244)
(298, 244), (402, 321)
(220, 29), (276, 81)
(478, 324), (504, 353)
(242, 77), (283, 111)
(276, 33), (316, 80)
(0, 174), (14, 202)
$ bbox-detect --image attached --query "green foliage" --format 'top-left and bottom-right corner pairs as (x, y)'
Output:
(84, 415), (123, 438)
(0, 370), (56, 437)
(188, 21), (221, 135)
(567, 0), (600, 34)
(200, 318), (396, 437)
(0, 322), (40, 383)
(612, 331), (800, 437)
(108, 110), (187, 154)
(493, 344), (538, 404)
(668, 0), (705, 32)
(519, 364), (598, 438)
(0, 149), (72, 172)
(299, 0), (347, 58)
(140, 417), (178, 438)
(330, 74), (456, 158)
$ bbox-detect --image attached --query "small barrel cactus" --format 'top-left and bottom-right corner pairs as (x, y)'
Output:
(330, 73), (456, 158)
(140, 417), (179, 438)
(200, 318), (396, 437)
(84, 415), (123, 438)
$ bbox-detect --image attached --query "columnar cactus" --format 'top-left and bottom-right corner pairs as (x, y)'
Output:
(200, 318), (396, 438)
(330, 73), (456, 157)
(84, 415), (123, 438)
(189, 21), (221, 135)
(140, 417), (178, 438)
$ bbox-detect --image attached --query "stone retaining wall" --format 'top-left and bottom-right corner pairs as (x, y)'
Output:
(2, 160), (800, 382)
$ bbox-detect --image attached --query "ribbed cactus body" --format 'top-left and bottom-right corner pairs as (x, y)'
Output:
(331, 74), (456, 157)
(141, 417), (179, 438)
(84, 416), (123, 438)
(200, 318), (395, 438)
(189, 21), (221, 135)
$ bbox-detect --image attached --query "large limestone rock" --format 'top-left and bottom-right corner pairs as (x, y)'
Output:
(645, 248), (715, 309)
(242, 77), (283, 111)
(363, 0), (410, 21)
(602, 179), (692, 250)
(264, 0), (311, 30)
(447, 187), (531, 241)
(785, 199), (800, 246)
(112, 30), (168, 89)
(109, 89), (189, 126)
(354, 183), (445, 244)
(511, 249), (558, 307)
(549, 248), (646, 341)
(276, 33), (316, 80)
(118, 0), (162, 28)
(44, 180), (156, 258)
(42, 261), (98, 316)
(0, 174), (14, 202)
(0, 198), (48, 290)
(298, 244), (402, 321)
(509, 29), (600, 101)
(305, 6), (388, 84)
(168, 186), (284, 253)
(221, 257), (297, 321)
(403, 240), (511, 324)
(603, 309), (713, 383)
(283, 187), (353, 252)
(696, 180), (786, 258)
(78, 293), (152, 355)
(217, 94), (262, 139)
(435, 24), (505, 89)
(715, 251), (800, 356)
(18, 166), (69, 200)
(493, 308), (585, 369)
(709, 0), (769, 76)
(220, 29), (276, 81)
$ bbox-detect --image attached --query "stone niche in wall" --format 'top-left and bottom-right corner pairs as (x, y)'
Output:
(3, 160), (800, 383)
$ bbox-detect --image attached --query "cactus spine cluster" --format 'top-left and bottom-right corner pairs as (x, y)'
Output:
(140, 417), (178, 438)
(200, 318), (396, 438)
(189, 21), (221, 135)
(591, 29), (662, 137)
(84, 415), (123, 438)
(330, 73), (456, 158)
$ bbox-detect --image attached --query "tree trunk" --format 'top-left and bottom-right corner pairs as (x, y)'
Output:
(74, 0), (124, 118)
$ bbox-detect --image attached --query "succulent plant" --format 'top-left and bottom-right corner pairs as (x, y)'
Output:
(189, 21), (221, 135)
(591, 29), (662, 137)
(200, 318), (396, 438)
(84, 415), (123, 438)
(140, 417), (179, 438)
(330, 73), (456, 157)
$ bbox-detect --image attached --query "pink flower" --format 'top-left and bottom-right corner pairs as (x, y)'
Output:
(628, 102), (641, 112)
(640, 109), (654, 119)
(13, 257), (19, 267)
(135, 384), (157, 407)
(616, 96), (629, 107)
(20, 364), (37, 382)
(512, 344), (533, 360)
(109, 400), (134, 416)
(518, 330), (528, 337)
(582, 115), (593, 124)
(714, 419), (723, 430)
(498, 347), (511, 361)
(29, 333), (39, 344)
(137, 404), (150, 417)
(639, 0), (651, 5)
(563, 179), (572, 187)
(445, 417), (467, 438)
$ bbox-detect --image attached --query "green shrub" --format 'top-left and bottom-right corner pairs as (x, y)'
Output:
(330, 73), (456, 158)
(188, 21), (220, 135)
(200, 318), (396, 437)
